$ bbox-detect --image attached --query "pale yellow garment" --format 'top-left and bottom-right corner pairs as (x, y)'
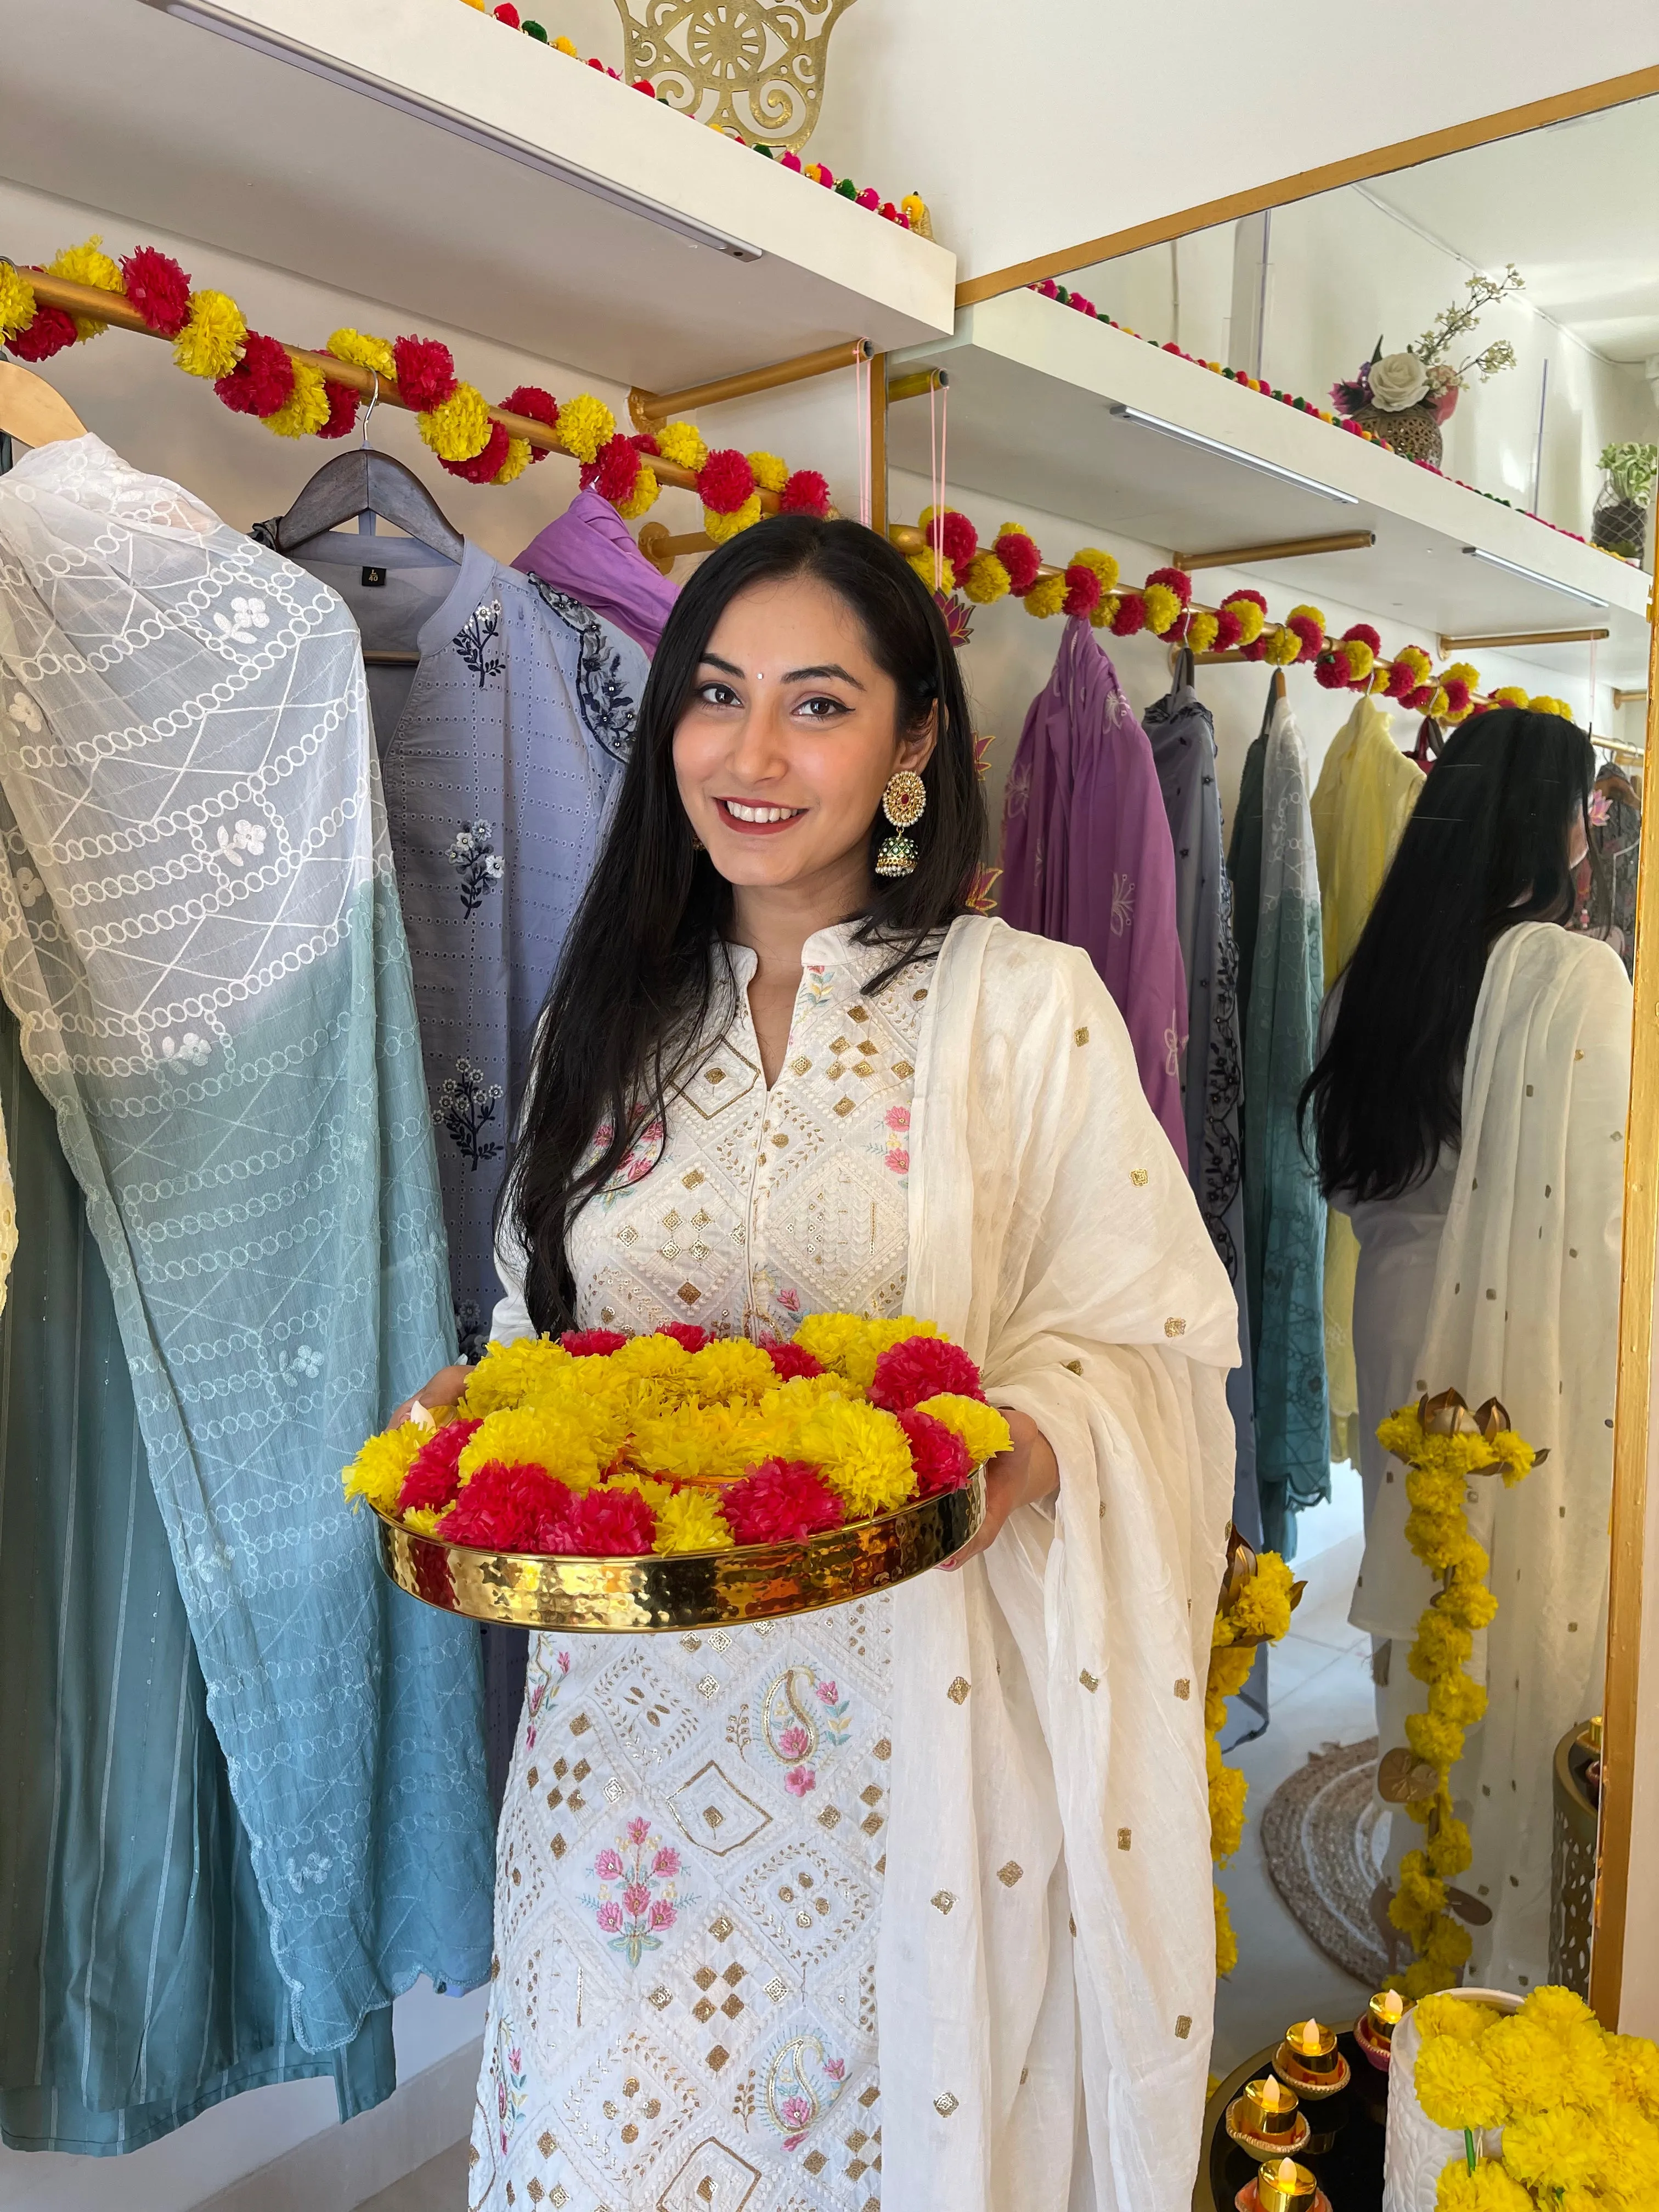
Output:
(1309, 697), (1424, 1460)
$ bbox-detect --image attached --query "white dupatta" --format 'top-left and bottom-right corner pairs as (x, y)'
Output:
(1363, 921), (1630, 1989)
(884, 916), (1238, 2211)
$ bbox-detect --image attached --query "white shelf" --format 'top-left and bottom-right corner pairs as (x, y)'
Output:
(889, 291), (1651, 687)
(1, 0), (956, 389)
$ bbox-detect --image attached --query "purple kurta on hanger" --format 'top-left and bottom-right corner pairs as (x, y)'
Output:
(1001, 618), (1190, 1166)
(512, 486), (678, 653)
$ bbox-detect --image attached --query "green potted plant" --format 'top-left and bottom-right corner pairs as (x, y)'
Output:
(1592, 442), (1657, 560)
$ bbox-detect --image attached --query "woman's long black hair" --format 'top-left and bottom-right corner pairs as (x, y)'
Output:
(503, 515), (987, 1335)
(1300, 706), (1596, 1203)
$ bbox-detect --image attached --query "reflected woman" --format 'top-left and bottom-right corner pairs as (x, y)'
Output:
(397, 517), (1238, 2211)
(1302, 706), (1630, 1994)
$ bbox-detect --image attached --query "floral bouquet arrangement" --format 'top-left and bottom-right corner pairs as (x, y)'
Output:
(1330, 267), (1523, 462)
(1408, 1985), (1659, 2210)
(345, 1314), (1008, 1559)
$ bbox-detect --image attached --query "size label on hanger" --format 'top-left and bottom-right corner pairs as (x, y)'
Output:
(362, 565), (387, 588)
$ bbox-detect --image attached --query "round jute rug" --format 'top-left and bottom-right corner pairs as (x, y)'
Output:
(1259, 1735), (1395, 1988)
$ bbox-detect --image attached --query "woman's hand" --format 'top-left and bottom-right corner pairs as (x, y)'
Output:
(390, 1364), (472, 1427)
(939, 1406), (1059, 1571)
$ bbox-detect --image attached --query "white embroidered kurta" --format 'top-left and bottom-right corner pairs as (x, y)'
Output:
(470, 923), (930, 2212)
(473, 916), (1240, 2212)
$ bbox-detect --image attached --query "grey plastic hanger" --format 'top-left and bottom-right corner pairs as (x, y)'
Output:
(274, 373), (462, 563)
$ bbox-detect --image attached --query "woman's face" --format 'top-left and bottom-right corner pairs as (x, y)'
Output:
(673, 574), (935, 896)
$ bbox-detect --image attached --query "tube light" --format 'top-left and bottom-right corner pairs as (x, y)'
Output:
(138, 0), (764, 262)
(1460, 545), (1608, 610)
(1107, 405), (1359, 506)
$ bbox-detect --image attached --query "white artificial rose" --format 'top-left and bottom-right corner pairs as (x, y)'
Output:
(1368, 351), (1430, 412)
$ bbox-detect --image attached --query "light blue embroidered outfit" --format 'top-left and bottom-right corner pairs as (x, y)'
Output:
(0, 437), (493, 2065)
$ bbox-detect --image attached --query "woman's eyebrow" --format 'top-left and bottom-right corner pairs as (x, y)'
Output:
(783, 663), (865, 687)
(698, 652), (746, 677)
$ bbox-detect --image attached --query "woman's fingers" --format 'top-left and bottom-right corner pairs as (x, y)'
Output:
(389, 1363), (472, 1427)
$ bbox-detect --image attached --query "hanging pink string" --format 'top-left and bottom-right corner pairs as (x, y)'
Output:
(855, 348), (872, 529)
(927, 376), (950, 589)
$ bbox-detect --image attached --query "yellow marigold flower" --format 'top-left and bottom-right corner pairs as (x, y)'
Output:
(0, 262), (37, 340)
(1407, 1462), (1467, 1514)
(403, 1505), (443, 1536)
(1424, 1815), (1472, 1879)
(552, 32), (577, 52)
(1391, 1854), (1446, 1929)
(915, 1393), (1012, 1468)
(793, 1312), (872, 1381)
(1440, 1575), (1499, 1632)
(420, 382), (493, 462)
(611, 1333), (691, 1382)
(747, 450), (788, 494)
(1187, 610), (1220, 653)
(1414, 2033), (1506, 2131)
(703, 493), (763, 544)
(1209, 1761), (1246, 1864)
(1484, 2015), (1570, 2114)
(1407, 1709), (1469, 1772)
(1222, 594), (1266, 646)
(1142, 582), (1182, 636)
(1378, 1408), (1424, 1462)
(1224, 1551), (1295, 1644)
(326, 326), (397, 377)
(494, 436), (533, 486)
(656, 419), (708, 472)
(554, 392), (616, 465)
(797, 1398), (916, 1520)
(1412, 1606), (1474, 1683)
(174, 289), (247, 379)
(1402, 1957), (1459, 2000)
(756, 1373), (851, 1449)
(1207, 1641), (1255, 1703)
(1608, 2034), (1659, 2115)
(48, 235), (124, 338)
(1595, 2099), (1659, 2197)
(616, 464), (659, 519)
(1504, 2109), (1605, 2194)
(343, 1421), (425, 1514)
(652, 1488), (734, 1554)
(1427, 1672), (1487, 1729)
(962, 550), (1011, 604)
(1434, 2162), (1534, 2212)
(907, 550), (956, 595)
(630, 1403), (764, 1481)
(1215, 1883), (1238, 1978)
(1422, 1918), (1473, 1973)
(1412, 1994), (1499, 2047)
(463, 1336), (572, 1416)
(1263, 624), (1303, 667)
(264, 354), (331, 438)
(458, 1402), (623, 1491)
(685, 1338), (776, 1403)
(865, 1316), (941, 1361)
(605, 1471), (674, 1511)
(1492, 1429), (1534, 1487)
(1023, 572), (1068, 619)
(1070, 546), (1119, 593)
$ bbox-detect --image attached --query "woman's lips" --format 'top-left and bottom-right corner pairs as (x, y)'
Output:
(714, 798), (808, 836)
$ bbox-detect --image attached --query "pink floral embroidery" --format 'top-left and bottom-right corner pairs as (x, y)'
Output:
(884, 1105), (910, 1133)
(815, 1680), (839, 1704)
(775, 1285), (802, 1313)
(763, 1666), (850, 1798)
(777, 1724), (811, 1760)
(586, 1818), (686, 1966)
(885, 1147), (910, 1175)
(523, 1649), (569, 1752)
(784, 1765), (816, 1798)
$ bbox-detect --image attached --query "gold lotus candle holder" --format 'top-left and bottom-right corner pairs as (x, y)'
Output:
(1225, 2075), (1311, 2159)
(1273, 2017), (1351, 2098)
(1355, 1987), (1409, 2070)
(1254, 2157), (1320, 2212)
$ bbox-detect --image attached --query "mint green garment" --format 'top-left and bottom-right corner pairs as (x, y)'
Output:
(1228, 690), (1329, 1556)
(0, 1005), (396, 2152)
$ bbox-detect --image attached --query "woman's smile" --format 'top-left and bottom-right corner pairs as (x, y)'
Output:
(714, 796), (809, 832)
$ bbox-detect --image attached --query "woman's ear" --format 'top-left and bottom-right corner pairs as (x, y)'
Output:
(896, 701), (939, 776)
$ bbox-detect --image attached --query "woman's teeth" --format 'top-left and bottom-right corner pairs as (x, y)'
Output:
(723, 800), (803, 822)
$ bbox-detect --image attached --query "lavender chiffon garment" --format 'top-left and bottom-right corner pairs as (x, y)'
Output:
(1001, 619), (1189, 1166)
(513, 486), (678, 653)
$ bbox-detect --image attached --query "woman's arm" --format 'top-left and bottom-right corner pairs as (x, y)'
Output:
(938, 1407), (1058, 1570)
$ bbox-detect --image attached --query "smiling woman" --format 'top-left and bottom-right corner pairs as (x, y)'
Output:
(394, 517), (1243, 2212)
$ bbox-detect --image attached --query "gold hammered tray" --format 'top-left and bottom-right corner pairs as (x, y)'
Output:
(373, 1468), (984, 1632)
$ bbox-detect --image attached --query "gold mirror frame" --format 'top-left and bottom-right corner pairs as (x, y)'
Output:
(949, 60), (1659, 2027)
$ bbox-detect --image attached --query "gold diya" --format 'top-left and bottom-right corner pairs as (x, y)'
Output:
(1237, 2156), (1327, 2212)
(1272, 2018), (1351, 2098)
(1224, 2075), (1311, 2159)
(1355, 1988), (1409, 2071)
(374, 1467), (985, 1631)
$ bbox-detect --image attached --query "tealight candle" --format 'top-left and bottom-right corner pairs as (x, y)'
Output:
(1257, 2156), (1318, 2212)
(1239, 2076), (1302, 2140)
(1286, 2018), (1339, 2073)
(1368, 1990), (1406, 2043)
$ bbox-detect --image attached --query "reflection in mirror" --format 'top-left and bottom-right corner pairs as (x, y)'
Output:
(911, 92), (1654, 2078)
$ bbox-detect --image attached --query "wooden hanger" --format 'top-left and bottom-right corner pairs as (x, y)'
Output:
(274, 447), (462, 564)
(0, 362), (86, 447)
(1271, 668), (1287, 703)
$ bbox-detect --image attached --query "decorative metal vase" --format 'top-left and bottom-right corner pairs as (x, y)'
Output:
(611, 0), (859, 150)
(1592, 476), (1647, 561)
(1352, 403), (1443, 467)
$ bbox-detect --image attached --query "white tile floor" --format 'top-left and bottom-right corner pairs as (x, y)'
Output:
(1213, 1469), (1380, 2075)
(356, 2140), (469, 2212)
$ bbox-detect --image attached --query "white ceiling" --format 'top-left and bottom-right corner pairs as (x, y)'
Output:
(1364, 94), (1659, 364)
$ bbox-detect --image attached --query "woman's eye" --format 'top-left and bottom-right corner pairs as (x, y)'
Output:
(696, 681), (742, 708)
(795, 693), (849, 721)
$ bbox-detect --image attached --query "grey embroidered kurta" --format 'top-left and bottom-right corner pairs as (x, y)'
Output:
(1146, 665), (1260, 1551)
(279, 538), (646, 1359)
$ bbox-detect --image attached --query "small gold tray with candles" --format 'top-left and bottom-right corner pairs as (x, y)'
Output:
(1224, 2075), (1311, 2159)
(1272, 2018), (1351, 2099)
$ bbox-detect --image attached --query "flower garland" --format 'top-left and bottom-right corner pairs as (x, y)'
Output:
(1208, 1532), (1301, 1976)
(0, 240), (832, 535)
(1375, 1392), (1536, 2000)
(457, 2), (930, 234)
(1410, 1984), (1659, 2209)
(905, 506), (1581, 721)
(345, 1315), (1009, 1556)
